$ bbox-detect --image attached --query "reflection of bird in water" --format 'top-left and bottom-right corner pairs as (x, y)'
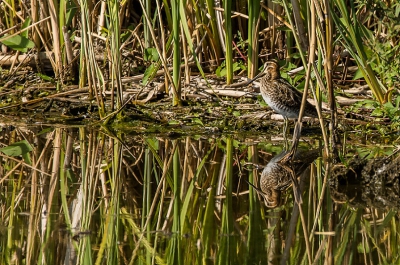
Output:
(259, 149), (320, 207)
(247, 60), (318, 135)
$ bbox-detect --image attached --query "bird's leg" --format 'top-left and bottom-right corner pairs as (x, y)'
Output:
(280, 162), (302, 205)
(283, 117), (289, 149)
(280, 121), (301, 163)
(288, 165), (302, 205)
(283, 117), (288, 136)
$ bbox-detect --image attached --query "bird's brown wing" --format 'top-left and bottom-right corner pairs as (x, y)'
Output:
(273, 78), (305, 109)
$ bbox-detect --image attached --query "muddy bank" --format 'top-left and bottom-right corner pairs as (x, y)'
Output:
(330, 155), (400, 209)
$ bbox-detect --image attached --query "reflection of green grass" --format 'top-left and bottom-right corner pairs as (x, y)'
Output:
(246, 141), (265, 264)
(217, 137), (235, 264)
(1, 130), (400, 264)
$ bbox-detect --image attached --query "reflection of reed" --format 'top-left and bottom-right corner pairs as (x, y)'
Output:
(2, 127), (398, 264)
(259, 149), (320, 207)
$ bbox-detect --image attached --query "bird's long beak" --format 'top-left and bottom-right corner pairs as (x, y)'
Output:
(245, 179), (268, 196)
(245, 69), (266, 86)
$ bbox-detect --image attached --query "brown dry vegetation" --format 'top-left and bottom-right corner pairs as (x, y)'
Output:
(0, 0), (399, 131)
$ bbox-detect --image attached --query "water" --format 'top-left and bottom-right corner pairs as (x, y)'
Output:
(0, 124), (399, 264)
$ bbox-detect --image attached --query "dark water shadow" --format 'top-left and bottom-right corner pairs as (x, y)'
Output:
(0, 123), (399, 264)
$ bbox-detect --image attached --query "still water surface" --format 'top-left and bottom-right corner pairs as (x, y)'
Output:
(0, 125), (399, 264)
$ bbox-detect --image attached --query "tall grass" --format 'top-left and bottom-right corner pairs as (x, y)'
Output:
(47, 0), (63, 78)
(1, 0), (396, 118)
(171, 0), (182, 106)
(79, 0), (106, 117)
(107, 0), (123, 112)
(247, 1), (260, 79)
(223, 1), (233, 85)
(331, 0), (386, 104)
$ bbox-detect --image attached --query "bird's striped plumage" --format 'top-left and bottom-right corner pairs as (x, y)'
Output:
(258, 61), (318, 119)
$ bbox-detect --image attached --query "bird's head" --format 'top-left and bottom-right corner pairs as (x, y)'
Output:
(246, 60), (280, 85)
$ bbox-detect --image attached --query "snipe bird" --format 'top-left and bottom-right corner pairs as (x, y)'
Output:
(259, 149), (320, 207)
(249, 61), (318, 135)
